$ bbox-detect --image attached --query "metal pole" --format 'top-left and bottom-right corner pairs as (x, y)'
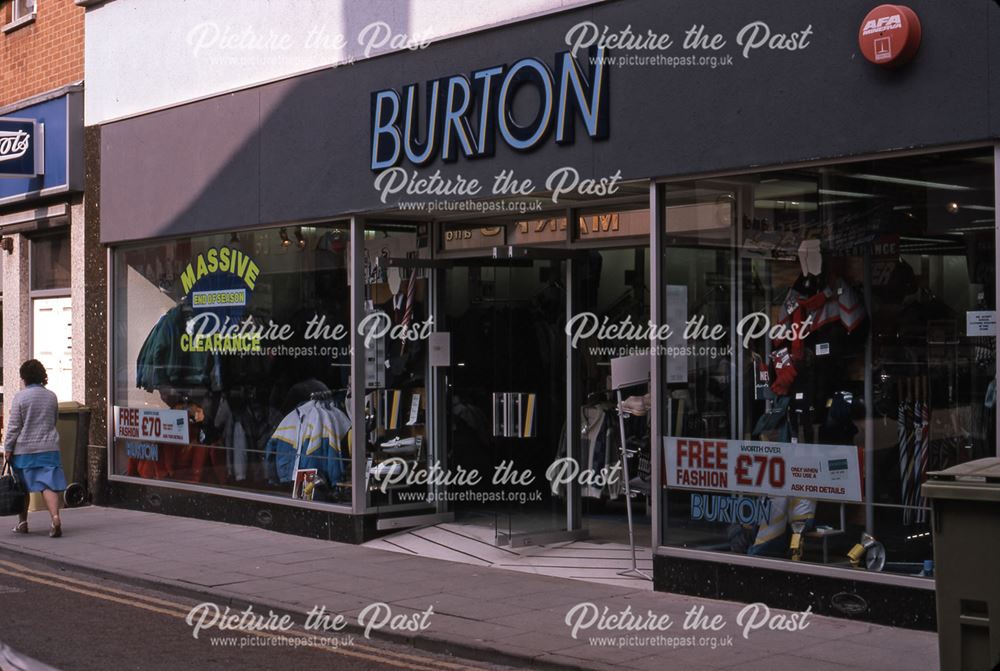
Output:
(565, 248), (582, 532)
(995, 143), (1000, 458)
(864, 248), (875, 532)
(617, 388), (651, 580)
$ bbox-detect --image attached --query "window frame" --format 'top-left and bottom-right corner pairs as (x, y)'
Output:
(4, 0), (36, 33)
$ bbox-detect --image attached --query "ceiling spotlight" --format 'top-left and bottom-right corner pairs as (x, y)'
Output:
(946, 202), (960, 214)
(230, 232), (240, 243)
(279, 228), (291, 247)
(295, 227), (306, 249)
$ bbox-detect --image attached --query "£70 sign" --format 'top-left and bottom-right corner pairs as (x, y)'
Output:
(735, 454), (786, 490)
(141, 415), (162, 439)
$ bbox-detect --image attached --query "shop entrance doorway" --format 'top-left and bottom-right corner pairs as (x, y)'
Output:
(443, 248), (576, 547)
(368, 232), (654, 585)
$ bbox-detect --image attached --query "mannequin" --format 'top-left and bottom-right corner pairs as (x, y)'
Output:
(386, 267), (404, 324)
(798, 239), (822, 276)
(387, 266), (402, 296)
(749, 239), (867, 559)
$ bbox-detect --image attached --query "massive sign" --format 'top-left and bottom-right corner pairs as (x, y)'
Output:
(370, 46), (609, 171)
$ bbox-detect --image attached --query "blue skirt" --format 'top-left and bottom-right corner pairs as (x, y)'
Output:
(12, 451), (68, 493)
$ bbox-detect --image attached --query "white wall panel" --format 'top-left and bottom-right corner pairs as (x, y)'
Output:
(84, 0), (600, 125)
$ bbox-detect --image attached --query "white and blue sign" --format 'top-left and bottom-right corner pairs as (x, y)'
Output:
(370, 46), (609, 171)
(0, 92), (81, 203)
(0, 117), (43, 178)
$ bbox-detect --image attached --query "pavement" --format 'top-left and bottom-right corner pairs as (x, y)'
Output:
(0, 506), (940, 671)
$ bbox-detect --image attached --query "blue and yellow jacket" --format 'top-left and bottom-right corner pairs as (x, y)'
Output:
(264, 399), (351, 484)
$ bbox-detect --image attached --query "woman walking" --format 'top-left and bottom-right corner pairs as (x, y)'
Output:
(3, 360), (65, 537)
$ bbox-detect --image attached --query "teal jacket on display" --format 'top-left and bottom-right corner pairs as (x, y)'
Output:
(135, 304), (212, 391)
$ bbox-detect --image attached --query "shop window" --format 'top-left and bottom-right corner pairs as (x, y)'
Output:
(110, 224), (354, 504)
(660, 147), (996, 578)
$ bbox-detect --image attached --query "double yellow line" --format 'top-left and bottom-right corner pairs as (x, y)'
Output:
(0, 558), (483, 671)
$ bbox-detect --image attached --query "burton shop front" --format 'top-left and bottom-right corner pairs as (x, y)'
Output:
(97, 0), (1000, 628)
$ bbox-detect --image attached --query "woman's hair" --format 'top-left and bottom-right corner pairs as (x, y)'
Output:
(19, 359), (48, 386)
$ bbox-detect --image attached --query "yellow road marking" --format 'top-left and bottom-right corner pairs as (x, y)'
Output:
(0, 559), (485, 671)
(0, 558), (481, 670)
(0, 558), (196, 611)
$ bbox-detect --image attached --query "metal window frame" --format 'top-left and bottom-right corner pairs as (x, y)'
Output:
(649, 182), (663, 549)
(995, 142), (1000, 458)
(349, 215), (367, 514)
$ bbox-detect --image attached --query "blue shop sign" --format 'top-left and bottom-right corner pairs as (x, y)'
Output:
(0, 92), (82, 203)
(0, 117), (42, 178)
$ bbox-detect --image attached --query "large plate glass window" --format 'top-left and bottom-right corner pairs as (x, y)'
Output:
(661, 148), (996, 577)
(110, 224), (354, 505)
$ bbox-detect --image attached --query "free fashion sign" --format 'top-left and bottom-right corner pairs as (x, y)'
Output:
(664, 437), (863, 503)
(114, 406), (190, 446)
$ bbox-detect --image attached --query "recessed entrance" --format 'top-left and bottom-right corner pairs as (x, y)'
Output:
(369, 209), (654, 586)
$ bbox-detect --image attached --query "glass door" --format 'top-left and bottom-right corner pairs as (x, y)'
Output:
(444, 250), (575, 546)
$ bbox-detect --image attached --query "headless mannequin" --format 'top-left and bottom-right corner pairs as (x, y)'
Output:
(795, 239), (823, 295)
(387, 267), (402, 296)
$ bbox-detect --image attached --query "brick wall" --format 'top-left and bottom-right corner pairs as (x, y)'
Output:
(0, 0), (84, 107)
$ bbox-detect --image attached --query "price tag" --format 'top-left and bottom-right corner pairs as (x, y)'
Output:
(407, 393), (421, 426)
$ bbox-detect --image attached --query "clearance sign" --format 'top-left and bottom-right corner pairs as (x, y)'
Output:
(664, 437), (862, 503)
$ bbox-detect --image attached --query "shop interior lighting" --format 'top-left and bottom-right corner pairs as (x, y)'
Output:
(846, 173), (974, 191)
(817, 188), (877, 198)
(295, 227), (306, 249)
(280, 228), (291, 247)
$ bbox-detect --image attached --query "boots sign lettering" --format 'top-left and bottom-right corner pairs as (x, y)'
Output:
(0, 118), (43, 178)
(370, 47), (609, 171)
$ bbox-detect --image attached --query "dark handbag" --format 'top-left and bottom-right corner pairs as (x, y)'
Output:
(0, 460), (27, 516)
